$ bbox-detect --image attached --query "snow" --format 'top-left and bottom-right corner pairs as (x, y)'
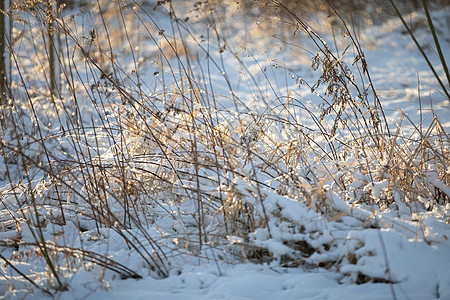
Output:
(1, 1), (449, 299)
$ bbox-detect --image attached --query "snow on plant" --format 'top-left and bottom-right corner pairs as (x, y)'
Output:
(0, 0), (449, 298)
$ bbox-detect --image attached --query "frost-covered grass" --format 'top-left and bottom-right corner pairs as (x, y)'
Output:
(0, 0), (449, 299)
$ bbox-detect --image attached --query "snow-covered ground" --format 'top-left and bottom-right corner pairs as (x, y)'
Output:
(1, 1), (449, 299)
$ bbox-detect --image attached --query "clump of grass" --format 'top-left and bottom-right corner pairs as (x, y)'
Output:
(0, 0), (448, 296)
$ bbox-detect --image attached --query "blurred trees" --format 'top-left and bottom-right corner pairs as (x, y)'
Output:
(0, 0), (11, 108)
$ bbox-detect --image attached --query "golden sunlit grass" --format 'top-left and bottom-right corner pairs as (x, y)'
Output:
(0, 0), (448, 296)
